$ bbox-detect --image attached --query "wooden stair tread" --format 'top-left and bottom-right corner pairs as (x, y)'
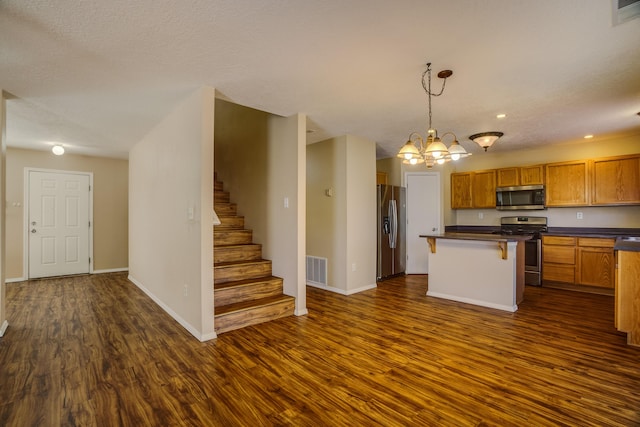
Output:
(214, 243), (261, 249)
(215, 275), (281, 290)
(214, 259), (269, 268)
(215, 294), (295, 317)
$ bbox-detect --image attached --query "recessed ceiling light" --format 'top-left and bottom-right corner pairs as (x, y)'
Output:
(584, 135), (594, 139)
(496, 113), (507, 119)
(51, 145), (65, 155)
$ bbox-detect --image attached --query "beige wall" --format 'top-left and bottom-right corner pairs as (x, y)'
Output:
(5, 147), (128, 279)
(307, 135), (376, 294)
(1, 90), (7, 335)
(129, 87), (215, 340)
(376, 157), (403, 186)
(214, 99), (307, 314)
(345, 135), (377, 292)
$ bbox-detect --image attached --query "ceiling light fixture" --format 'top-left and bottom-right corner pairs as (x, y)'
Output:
(469, 131), (504, 152)
(397, 62), (469, 168)
(51, 145), (65, 155)
(584, 134), (594, 139)
(496, 113), (507, 119)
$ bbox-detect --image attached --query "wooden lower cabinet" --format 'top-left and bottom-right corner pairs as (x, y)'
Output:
(577, 238), (615, 288)
(616, 250), (640, 346)
(542, 236), (576, 283)
(542, 235), (615, 289)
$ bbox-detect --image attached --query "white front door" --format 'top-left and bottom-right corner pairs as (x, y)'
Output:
(28, 170), (91, 278)
(405, 172), (441, 274)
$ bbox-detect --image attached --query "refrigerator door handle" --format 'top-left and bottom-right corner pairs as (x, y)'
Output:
(389, 200), (397, 249)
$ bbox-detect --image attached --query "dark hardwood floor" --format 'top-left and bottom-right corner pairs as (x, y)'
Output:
(1, 273), (639, 426)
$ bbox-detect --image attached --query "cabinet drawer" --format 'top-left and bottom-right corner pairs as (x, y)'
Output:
(578, 237), (615, 248)
(543, 245), (576, 264)
(542, 236), (576, 246)
(543, 264), (575, 283)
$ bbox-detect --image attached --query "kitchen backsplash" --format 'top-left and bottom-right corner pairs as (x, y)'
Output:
(453, 205), (640, 228)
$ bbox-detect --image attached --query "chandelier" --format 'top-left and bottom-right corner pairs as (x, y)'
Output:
(397, 62), (469, 167)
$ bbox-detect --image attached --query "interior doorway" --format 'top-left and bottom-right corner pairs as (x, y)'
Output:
(26, 169), (92, 278)
(405, 172), (441, 274)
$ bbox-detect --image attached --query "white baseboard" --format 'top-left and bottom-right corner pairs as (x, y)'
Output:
(307, 282), (377, 296)
(127, 275), (217, 342)
(5, 269), (128, 283)
(295, 308), (309, 316)
(93, 268), (129, 274)
(426, 291), (518, 313)
(0, 320), (8, 337)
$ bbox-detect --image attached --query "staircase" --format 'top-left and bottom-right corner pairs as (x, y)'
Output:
(213, 175), (295, 334)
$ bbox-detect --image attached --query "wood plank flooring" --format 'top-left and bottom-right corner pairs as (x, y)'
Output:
(1, 273), (639, 426)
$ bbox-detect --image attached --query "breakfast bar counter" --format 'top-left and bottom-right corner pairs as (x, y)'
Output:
(420, 233), (531, 312)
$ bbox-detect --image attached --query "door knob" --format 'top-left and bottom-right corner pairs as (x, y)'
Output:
(432, 227), (438, 231)
(31, 229), (37, 233)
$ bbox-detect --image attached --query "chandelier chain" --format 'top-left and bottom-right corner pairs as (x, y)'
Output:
(421, 63), (448, 131)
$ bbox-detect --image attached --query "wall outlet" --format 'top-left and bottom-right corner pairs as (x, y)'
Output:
(577, 212), (583, 220)
(183, 284), (188, 296)
(478, 212), (484, 220)
(352, 263), (357, 272)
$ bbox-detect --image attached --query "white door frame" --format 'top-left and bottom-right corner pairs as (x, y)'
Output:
(23, 167), (94, 279)
(404, 171), (441, 274)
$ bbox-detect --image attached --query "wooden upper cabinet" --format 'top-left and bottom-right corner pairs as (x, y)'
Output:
(591, 155), (640, 205)
(496, 168), (519, 187)
(376, 172), (388, 186)
(520, 165), (544, 185)
(497, 165), (544, 187)
(472, 170), (497, 208)
(545, 161), (589, 206)
(451, 172), (473, 209)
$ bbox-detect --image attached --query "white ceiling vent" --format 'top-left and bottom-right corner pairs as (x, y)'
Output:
(613, 0), (640, 25)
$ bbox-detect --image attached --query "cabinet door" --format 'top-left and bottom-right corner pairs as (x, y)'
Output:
(497, 168), (519, 187)
(520, 165), (544, 185)
(451, 173), (472, 209)
(578, 247), (614, 288)
(591, 155), (640, 205)
(545, 161), (589, 206)
(376, 172), (388, 185)
(472, 170), (496, 208)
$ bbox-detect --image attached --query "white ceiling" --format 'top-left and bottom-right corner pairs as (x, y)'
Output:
(1, 1), (639, 159)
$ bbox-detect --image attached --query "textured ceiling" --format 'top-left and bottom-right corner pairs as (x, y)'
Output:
(1, 0), (639, 159)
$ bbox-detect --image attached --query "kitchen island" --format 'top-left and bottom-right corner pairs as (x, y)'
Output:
(420, 233), (531, 312)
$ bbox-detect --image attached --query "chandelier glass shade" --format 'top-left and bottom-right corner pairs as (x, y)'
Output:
(397, 63), (470, 167)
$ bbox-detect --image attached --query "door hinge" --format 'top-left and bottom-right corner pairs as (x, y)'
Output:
(89, 221), (91, 227)
(89, 257), (91, 264)
(89, 185), (91, 191)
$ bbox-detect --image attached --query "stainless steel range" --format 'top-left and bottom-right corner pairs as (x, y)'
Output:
(500, 216), (548, 286)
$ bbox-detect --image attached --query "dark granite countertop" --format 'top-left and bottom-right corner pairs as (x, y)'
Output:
(445, 226), (640, 242)
(614, 237), (640, 252)
(420, 232), (532, 242)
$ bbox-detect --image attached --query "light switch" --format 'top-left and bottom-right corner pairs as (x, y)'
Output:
(188, 207), (194, 220)
(284, 197), (289, 208)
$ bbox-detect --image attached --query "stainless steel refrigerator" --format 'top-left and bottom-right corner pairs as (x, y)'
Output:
(377, 185), (406, 280)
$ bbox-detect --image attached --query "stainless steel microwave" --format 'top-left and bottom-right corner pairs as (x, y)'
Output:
(496, 185), (546, 210)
